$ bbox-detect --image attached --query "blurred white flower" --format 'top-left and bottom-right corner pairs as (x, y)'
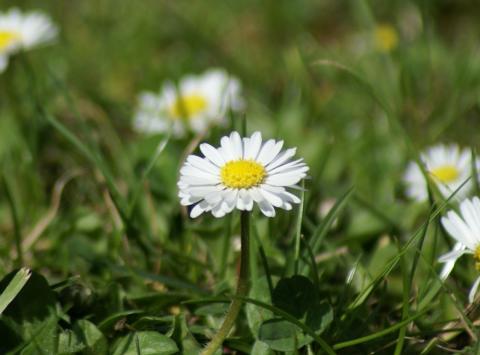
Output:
(178, 131), (308, 218)
(398, 4), (423, 42)
(403, 144), (479, 202)
(134, 69), (244, 137)
(347, 23), (399, 56)
(438, 197), (480, 303)
(0, 8), (58, 73)
(232, 235), (241, 252)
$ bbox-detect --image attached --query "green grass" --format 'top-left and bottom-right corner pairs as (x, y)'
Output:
(2, 0), (480, 354)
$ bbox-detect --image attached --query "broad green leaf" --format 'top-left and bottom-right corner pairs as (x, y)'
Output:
(246, 276), (275, 339)
(259, 318), (309, 351)
(58, 320), (108, 355)
(111, 331), (178, 355)
(251, 340), (274, 355)
(0, 270), (58, 353)
(170, 314), (202, 354)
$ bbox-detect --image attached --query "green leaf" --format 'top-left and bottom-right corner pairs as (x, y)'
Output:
(272, 275), (316, 318)
(0, 268), (31, 315)
(0, 270), (58, 353)
(272, 275), (333, 333)
(58, 320), (108, 355)
(257, 275), (334, 351)
(258, 318), (308, 351)
(246, 276), (275, 339)
(170, 314), (202, 354)
(250, 340), (274, 355)
(300, 186), (354, 274)
(111, 331), (178, 355)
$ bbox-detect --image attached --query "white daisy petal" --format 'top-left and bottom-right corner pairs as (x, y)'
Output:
(441, 216), (474, 250)
(259, 188), (284, 208)
(265, 172), (306, 187)
(266, 148), (297, 171)
(200, 143), (225, 166)
(258, 199), (276, 217)
(179, 175), (218, 186)
(439, 242), (467, 280)
(269, 165), (309, 176)
(259, 140), (284, 166)
(446, 212), (477, 250)
(267, 158), (305, 173)
(220, 136), (237, 161)
(186, 185), (222, 198)
(0, 55), (8, 73)
(438, 197), (480, 303)
(187, 155), (220, 175)
(244, 132), (262, 160)
(190, 200), (210, 218)
(438, 244), (467, 264)
(230, 131), (244, 159)
(180, 165), (218, 179)
(257, 140), (277, 165)
(469, 276), (480, 303)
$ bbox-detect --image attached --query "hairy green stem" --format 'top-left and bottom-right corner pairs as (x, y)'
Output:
(202, 211), (250, 355)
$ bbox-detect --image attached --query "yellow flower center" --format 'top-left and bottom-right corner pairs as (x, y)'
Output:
(475, 246), (480, 271)
(168, 94), (208, 119)
(0, 30), (21, 51)
(430, 165), (460, 183)
(374, 24), (398, 52)
(220, 160), (266, 189)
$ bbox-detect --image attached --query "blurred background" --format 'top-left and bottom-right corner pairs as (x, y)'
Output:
(2, 0), (480, 353)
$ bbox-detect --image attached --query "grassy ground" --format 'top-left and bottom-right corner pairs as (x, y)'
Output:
(2, 0), (480, 354)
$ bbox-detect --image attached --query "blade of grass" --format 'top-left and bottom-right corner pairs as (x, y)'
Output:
(252, 223), (274, 299)
(301, 236), (321, 292)
(43, 111), (154, 258)
(135, 334), (142, 355)
(300, 186), (355, 274)
(333, 307), (431, 350)
(220, 214), (233, 279)
(471, 148), (480, 196)
(2, 174), (23, 266)
(347, 180), (467, 311)
(127, 135), (170, 217)
(394, 209), (431, 355)
(0, 268), (31, 314)
(293, 180), (305, 274)
(44, 112), (127, 218)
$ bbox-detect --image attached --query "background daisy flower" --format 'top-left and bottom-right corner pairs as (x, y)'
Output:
(438, 197), (480, 303)
(133, 69), (243, 137)
(0, 8), (58, 72)
(178, 131), (308, 218)
(373, 24), (399, 53)
(403, 144), (479, 202)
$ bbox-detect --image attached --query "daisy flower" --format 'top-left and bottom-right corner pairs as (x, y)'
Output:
(403, 144), (479, 202)
(178, 131), (308, 218)
(0, 8), (58, 72)
(438, 197), (480, 303)
(133, 69), (243, 137)
(373, 24), (399, 53)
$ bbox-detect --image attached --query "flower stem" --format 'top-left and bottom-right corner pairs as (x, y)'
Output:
(201, 211), (250, 355)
